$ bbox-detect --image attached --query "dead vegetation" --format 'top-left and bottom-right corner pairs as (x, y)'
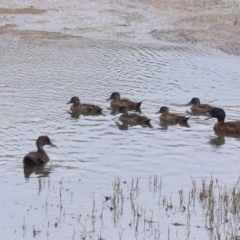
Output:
(145, 0), (240, 54)
(11, 172), (240, 239)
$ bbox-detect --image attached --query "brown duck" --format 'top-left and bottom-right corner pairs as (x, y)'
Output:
(206, 108), (240, 134)
(187, 97), (214, 114)
(117, 106), (151, 124)
(156, 106), (190, 123)
(107, 92), (143, 109)
(23, 136), (56, 165)
(67, 96), (102, 113)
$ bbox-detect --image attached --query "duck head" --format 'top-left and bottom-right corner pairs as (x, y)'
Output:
(205, 108), (226, 122)
(107, 92), (120, 101)
(116, 106), (128, 115)
(156, 106), (169, 114)
(66, 96), (80, 105)
(36, 136), (56, 148)
(187, 97), (200, 106)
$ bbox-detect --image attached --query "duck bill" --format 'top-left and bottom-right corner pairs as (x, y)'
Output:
(155, 110), (160, 114)
(106, 97), (111, 101)
(49, 142), (57, 148)
(66, 100), (71, 104)
(186, 101), (192, 106)
(205, 116), (213, 120)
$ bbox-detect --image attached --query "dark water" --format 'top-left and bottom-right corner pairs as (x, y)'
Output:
(0, 32), (240, 239)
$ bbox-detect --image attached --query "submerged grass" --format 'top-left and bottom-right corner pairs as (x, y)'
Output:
(107, 175), (240, 239)
(18, 175), (240, 239)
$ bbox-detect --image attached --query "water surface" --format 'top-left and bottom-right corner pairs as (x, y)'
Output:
(0, 32), (240, 239)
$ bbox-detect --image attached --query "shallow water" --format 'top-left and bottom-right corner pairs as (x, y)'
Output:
(1, 31), (240, 239)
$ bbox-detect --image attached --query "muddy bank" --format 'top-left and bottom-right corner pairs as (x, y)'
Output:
(0, 0), (239, 54)
(146, 0), (240, 55)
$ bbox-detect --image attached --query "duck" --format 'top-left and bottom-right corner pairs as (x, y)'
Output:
(107, 92), (143, 109)
(67, 96), (102, 114)
(117, 106), (151, 124)
(187, 97), (214, 114)
(206, 108), (240, 134)
(156, 106), (190, 123)
(23, 136), (56, 165)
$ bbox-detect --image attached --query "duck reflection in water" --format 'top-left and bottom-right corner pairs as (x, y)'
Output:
(68, 110), (81, 119)
(115, 121), (129, 130)
(115, 121), (152, 130)
(209, 131), (240, 148)
(209, 134), (226, 148)
(68, 110), (104, 119)
(23, 164), (52, 179)
(159, 121), (190, 130)
(110, 106), (142, 116)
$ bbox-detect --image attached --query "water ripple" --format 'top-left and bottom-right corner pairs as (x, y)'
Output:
(0, 33), (240, 239)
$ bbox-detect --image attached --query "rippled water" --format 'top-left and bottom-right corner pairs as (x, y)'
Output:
(1, 32), (240, 239)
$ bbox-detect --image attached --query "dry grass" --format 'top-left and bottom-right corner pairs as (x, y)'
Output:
(143, 0), (240, 54)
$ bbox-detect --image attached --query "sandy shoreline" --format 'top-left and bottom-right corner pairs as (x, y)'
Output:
(0, 0), (240, 54)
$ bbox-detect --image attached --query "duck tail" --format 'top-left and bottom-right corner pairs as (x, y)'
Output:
(98, 108), (107, 116)
(143, 119), (151, 124)
(23, 157), (32, 165)
(136, 101), (143, 108)
(183, 117), (190, 123)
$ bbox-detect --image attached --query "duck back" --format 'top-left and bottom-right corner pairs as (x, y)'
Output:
(23, 151), (49, 164)
(160, 113), (189, 123)
(111, 99), (142, 109)
(214, 121), (240, 134)
(71, 103), (102, 113)
(191, 104), (213, 114)
(120, 113), (150, 124)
